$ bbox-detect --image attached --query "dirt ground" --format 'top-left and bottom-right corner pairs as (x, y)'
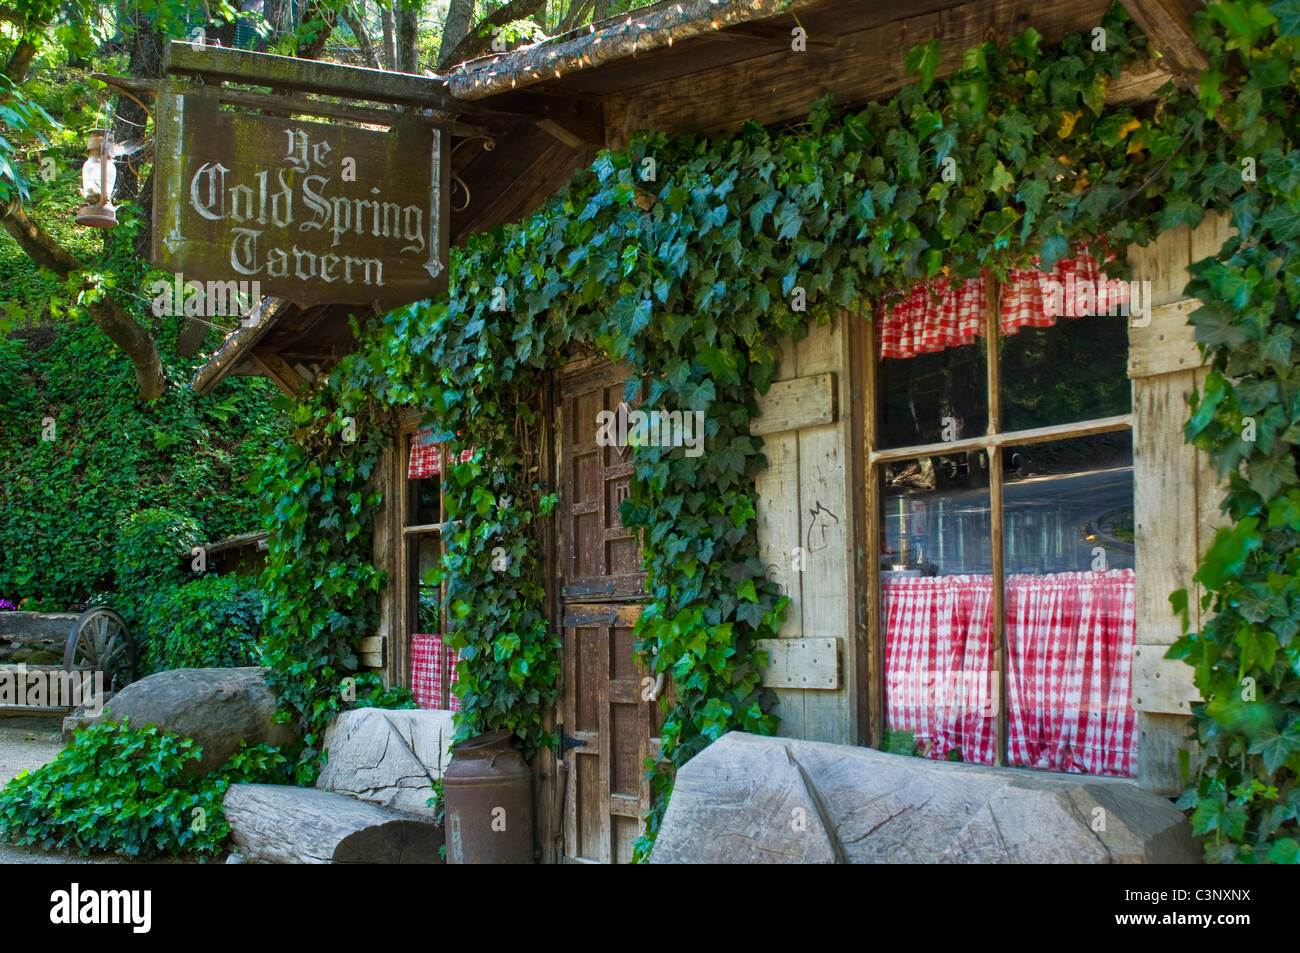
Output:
(0, 713), (199, 864)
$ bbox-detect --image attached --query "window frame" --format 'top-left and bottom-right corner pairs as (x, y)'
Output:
(864, 273), (1134, 766)
(396, 419), (451, 706)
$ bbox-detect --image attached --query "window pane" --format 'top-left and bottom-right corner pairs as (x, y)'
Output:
(1000, 312), (1131, 432)
(1002, 433), (1137, 778)
(878, 339), (988, 449)
(881, 459), (996, 766)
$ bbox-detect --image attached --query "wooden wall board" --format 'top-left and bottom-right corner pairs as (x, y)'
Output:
(1131, 645), (1201, 714)
(1127, 298), (1203, 379)
(794, 321), (853, 745)
(757, 638), (840, 689)
(751, 373), (837, 436)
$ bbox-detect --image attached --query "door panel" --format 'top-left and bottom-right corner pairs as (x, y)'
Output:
(561, 604), (656, 864)
(556, 361), (660, 864)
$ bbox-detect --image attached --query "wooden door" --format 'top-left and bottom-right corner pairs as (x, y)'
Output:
(554, 361), (661, 863)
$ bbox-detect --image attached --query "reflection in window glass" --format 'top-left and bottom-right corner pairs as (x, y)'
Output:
(878, 338), (988, 449)
(1002, 434), (1137, 777)
(1000, 311), (1131, 432)
(882, 460), (995, 765)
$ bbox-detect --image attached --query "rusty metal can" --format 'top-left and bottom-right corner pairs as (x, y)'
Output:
(443, 730), (535, 864)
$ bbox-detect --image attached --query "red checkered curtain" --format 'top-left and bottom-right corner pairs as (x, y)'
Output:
(876, 271), (988, 360)
(1004, 569), (1137, 777)
(884, 571), (1138, 777)
(884, 574), (997, 765)
(410, 633), (461, 712)
(408, 428), (475, 479)
(875, 249), (1122, 360)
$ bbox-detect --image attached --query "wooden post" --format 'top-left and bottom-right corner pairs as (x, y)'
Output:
(985, 276), (1008, 767)
(859, 311), (885, 750)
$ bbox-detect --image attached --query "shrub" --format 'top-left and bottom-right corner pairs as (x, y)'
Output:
(0, 721), (290, 859)
(143, 574), (266, 672)
(114, 507), (200, 601)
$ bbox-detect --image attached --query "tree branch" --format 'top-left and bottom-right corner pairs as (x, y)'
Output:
(340, 5), (380, 69)
(2, 200), (164, 401)
(437, 0), (549, 70)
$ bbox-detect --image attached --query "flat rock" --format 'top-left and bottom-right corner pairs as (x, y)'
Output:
(650, 733), (1199, 864)
(103, 667), (296, 774)
(316, 708), (454, 817)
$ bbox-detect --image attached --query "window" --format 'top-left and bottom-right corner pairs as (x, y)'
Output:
(399, 424), (458, 711)
(866, 255), (1138, 777)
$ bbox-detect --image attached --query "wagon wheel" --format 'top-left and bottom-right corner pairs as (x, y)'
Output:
(63, 608), (136, 695)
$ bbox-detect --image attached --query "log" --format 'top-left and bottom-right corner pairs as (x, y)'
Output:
(224, 783), (445, 863)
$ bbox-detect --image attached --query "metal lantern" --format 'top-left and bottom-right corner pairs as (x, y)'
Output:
(75, 129), (118, 228)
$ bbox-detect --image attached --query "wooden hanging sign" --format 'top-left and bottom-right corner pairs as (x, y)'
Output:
(151, 82), (448, 309)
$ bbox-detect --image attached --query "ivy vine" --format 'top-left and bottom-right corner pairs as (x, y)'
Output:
(254, 0), (1300, 861)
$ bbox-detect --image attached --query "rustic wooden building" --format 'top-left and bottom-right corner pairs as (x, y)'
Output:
(189, 0), (1214, 863)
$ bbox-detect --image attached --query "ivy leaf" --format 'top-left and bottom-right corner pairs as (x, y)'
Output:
(1267, 838), (1300, 863)
(905, 39), (942, 92)
(1009, 27), (1042, 60)
(1249, 723), (1300, 774)
(1198, 69), (1228, 119)
(1195, 517), (1262, 591)
(1208, 0), (1278, 48)
(1272, 0), (1300, 35)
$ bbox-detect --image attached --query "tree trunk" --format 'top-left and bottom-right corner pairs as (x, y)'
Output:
(438, 0), (547, 70)
(396, 2), (419, 73)
(341, 5), (380, 68)
(437, 0), (476, 70)
(380, 4), (396, 69)
(295, 1), (338, 60)
(224, 784), (445, 863)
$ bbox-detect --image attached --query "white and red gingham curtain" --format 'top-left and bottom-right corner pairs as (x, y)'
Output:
(408, 427), (475, 479)
(876, 249), (1127, 360)
(410, 632), (461, 711)
(883, 569), (1137, 777)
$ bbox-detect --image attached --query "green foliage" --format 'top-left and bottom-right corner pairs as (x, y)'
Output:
(114, 507), (199, 606)
(252, 389), (412, 783)
(0, 318), (283, 607)
(0, 721), (289, 859)
(142, 574), (266, 672)
(1158, 0), (1300, 863)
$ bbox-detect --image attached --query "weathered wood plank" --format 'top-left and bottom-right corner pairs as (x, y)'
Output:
(751, 373), (837, 436)
(1132, 369), (1200, 647)
(1127, 298), (1203, 378)
(608, 0), (1112, 141)
(795, 322), (852, 745)
(1131, 645), (1201, 714)
(757, 638), (839, 689)
(1127, 224), (1192, 307)
(1118, 0), (1208, 79)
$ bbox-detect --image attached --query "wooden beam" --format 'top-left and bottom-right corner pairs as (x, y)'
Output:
(162, 40), (556, 120)
(209, 86), (492, 138)
(607, 0), (1122, 141)
(1119, 0), (1208, 79)
(756, 638), (840, 690)
(868, 414), (1134, 465)
(985, 279), (1007, 768)
(247, 349), (307, 397)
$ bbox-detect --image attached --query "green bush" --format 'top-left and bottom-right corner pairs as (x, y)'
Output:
(0, 721), (290, 859)
(143, 574), (266, 672)
(115, 508), (200, 601)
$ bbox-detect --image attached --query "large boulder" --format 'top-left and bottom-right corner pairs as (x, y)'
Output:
(316, 708), (454, 817)
(103, 667), (296, 774)
(650, 733), (1199, 864)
